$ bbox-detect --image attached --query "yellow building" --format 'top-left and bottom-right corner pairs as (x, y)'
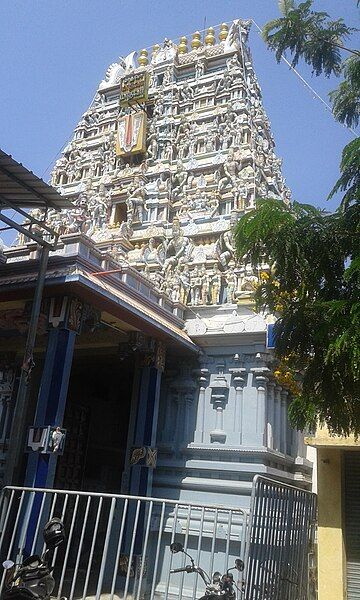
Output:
(306, 429), (360, 599)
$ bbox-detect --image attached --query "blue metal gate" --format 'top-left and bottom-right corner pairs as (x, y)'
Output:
(244, 475), (317, 600)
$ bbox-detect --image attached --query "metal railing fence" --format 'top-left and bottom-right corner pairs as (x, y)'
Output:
(244, 475), (317, 600)
(0, 486), (249, 600)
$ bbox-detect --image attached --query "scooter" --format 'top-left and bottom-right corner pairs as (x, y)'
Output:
(2, 518), (65, 600)
(170, 542), (244, 600)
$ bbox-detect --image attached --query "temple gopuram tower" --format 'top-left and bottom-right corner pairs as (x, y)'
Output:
(44, 19), (310, 505)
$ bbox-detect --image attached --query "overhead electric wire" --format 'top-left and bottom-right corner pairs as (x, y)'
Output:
(251, 19), (357, 138)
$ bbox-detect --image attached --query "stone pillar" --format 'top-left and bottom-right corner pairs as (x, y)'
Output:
(24, 326), (77, 488)
(24, 296), (85, 489)
(128, 341), (165, 497)
(22, 296), (83, 557)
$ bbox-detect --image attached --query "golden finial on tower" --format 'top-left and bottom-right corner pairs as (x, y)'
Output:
(191, 31), (202, 50)
(138, 49), (149, 66)
(178, 36), (188, 54)
(219, 23), (229, 42)
(205, 27), (215, 46)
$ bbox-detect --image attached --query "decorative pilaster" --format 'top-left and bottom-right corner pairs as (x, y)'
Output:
(267, 382), (276, 450)
(255, 374), (268, 447)
(281, 389), (288, 455)
(229, 367), (246, 445)
(194, 369), (209, 443)
(210, 371), (229, 444)
(273, 386), (282, 452)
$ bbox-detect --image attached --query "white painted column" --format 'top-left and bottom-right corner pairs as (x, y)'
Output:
(255, 375), (268, 447)
(234, 375), (245, 445)
(194, 370), (209, 444)
(281, 389), (288, 455)
(267, 382), (275, 450)
(274, 386), (282, 452)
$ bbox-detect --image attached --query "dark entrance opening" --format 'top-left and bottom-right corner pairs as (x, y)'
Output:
(55, 350), (135, 493)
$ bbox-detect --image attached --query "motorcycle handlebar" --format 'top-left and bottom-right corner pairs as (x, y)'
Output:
(170, 567), (192, 574)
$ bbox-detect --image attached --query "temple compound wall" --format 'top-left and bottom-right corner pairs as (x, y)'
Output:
(0, 20), (311, 503)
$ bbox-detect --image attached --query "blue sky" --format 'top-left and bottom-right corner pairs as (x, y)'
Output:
(0, 1), (359, 244)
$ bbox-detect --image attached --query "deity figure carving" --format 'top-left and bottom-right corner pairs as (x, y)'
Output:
(153, 92), (165, 120)
(163, 218), (193, 275)
(153, 38), (177, 64)
(119, 220), (133, 240)
(67, 194), (91, 235)
(156, 171), (170, 195)
(161, 140), (172, 161)
(179, 81), (194, 102)
(225, 268), (237, 303)
(172, 160), (188, 199)
(169, 270), (181, 302)
(143, 237), (165, 265)
(209, 191), (220, 216)
(179, 264), (191, 304)
(147, 123), (159, 161)
(188, 191), (208, 212)
(226, 54), (242, 75)
(73, 157), (83, 181)
(92, 92), (106, 108)
(200, 267), (210, 305)
(215, 211), (238, 268)
(90, 183), (111, 230)
(102, 132), (115, 164)
(205, 132), (215, 153)
(239, 264), (258, 293)
(84, 108), (99, 128)
(190, 266), (203, 306)
(163, 66), (173, 86)
(210, 266), (222, 305)
(218, 148), (240, 193)
(215, 69), (234, 95)
(176, 119), (191, 147)
(126, 177), (146, 224)
(149, 269), (165, 290)
(195, 60), (205, 80)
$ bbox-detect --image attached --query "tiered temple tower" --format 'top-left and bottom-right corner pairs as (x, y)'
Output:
(45, 19), (310, 505)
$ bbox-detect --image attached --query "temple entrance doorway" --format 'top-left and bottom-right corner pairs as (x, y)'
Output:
(55, 350), (135, 494)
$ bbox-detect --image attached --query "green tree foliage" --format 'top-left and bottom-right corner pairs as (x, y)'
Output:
(235, 1), (360, 435)
(263, 0), (359, 76)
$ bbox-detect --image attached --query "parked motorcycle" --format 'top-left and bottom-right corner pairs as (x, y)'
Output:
(2, 518), (65, 600)
(170, 542), (244, 599)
